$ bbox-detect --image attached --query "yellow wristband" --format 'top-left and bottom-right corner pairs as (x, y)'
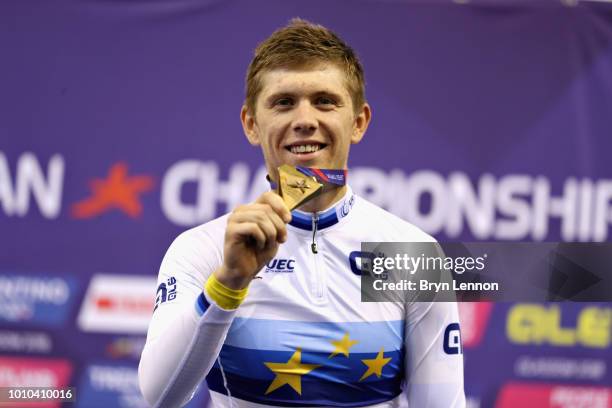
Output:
(205, 273), (249, 310)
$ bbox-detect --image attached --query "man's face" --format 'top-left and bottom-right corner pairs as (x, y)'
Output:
(241, 63), (371, 180)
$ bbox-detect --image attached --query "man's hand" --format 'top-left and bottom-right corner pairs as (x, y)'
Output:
(214, 192), (292, 290)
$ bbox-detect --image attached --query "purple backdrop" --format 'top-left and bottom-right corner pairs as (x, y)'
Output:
(1, 1), (612, 407)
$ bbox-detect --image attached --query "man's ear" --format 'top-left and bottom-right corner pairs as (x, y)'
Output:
(241, 105), (260, 146)
(351, 102), (372, 144)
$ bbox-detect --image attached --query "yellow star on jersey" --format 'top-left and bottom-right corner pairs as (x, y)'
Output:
(359, 347), (392, 381)
(264, 348), (321, 395)
(329, 333), (359, 358)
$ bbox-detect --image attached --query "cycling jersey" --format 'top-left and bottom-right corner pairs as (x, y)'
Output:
(139, 186), (465, 408)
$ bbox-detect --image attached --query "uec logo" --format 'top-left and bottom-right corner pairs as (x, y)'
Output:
(265, 258), (296, 273)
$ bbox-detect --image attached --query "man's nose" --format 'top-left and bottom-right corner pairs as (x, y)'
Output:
(292, 102), (318, 134)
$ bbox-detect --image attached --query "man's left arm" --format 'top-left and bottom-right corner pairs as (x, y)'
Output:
(403, 300), (466, 407)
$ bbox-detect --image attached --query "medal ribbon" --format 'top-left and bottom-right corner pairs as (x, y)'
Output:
(295, 166), (347, 187)
(269, 166), (347, 189)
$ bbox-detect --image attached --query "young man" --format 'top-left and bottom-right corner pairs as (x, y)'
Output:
(139, 19), (465, 408)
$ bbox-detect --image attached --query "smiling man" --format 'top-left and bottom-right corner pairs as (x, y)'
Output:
(139, 19), (465, 408)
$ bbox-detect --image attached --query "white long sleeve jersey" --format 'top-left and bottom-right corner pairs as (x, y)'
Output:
(139, 187), (465, 408)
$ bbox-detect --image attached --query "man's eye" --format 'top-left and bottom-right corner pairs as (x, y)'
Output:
(316, 97), (336, 106)
(275, 98), (293, 106)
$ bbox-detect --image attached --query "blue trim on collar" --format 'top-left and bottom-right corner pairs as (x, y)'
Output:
(288, 191), (355, 231)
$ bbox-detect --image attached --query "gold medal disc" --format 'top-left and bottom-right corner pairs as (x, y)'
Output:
(277, 165), (323, 210)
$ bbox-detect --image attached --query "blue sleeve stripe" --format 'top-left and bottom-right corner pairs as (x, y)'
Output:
(195, 292), (210, 316)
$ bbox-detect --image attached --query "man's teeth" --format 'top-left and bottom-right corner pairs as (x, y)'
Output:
(290, 144), (321, 154)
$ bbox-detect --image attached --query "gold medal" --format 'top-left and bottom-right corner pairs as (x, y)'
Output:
(277, 164), (323, 210)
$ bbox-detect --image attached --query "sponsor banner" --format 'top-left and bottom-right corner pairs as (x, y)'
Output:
(495, 383), (612, 408)
(76, 365), (147, 408)
(0, 331), (52, 354)
(0, 274), (78, 327)
(105, 337), (146, 360)
(77, 275), (156, 334)
(458, 302), (493, 349)
(77, 364), (206, 408)
(0, 357), (72, 408)
(514, 356), (607, 381)
(506, 303), (612, 349)
(3, 151), (612, 242)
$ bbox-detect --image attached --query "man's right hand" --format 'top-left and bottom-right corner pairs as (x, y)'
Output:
(214, 191), (292, 290)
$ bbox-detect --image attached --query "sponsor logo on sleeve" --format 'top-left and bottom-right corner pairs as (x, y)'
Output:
(444, 323), (463, 355)
(154, 276), (177, 311)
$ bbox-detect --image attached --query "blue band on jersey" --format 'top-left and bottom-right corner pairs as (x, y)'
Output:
(195, 292), (210, 316)
(216, 344), (403, 380)
(207, 346), (402, 407)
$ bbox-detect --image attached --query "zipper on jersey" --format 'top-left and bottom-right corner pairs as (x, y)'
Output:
(311, 214), (319, 254)
(310, 213), (324, 299)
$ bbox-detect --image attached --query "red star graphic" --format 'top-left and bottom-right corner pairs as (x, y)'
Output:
(71, 162), (154, 219)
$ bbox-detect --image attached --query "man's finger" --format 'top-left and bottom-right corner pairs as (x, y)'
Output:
(256, 191), (292, 223)
(250, 204), (288, 243)
(228, 222), (267, 251)
(232, 210), (278, 247)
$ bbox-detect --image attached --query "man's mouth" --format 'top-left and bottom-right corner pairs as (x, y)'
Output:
(285, 143), (327, 155)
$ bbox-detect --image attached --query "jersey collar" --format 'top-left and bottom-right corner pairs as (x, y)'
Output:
(288, 186), (355, 231)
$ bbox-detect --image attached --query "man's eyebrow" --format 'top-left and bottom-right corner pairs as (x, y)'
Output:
(313, 90), (344, 101)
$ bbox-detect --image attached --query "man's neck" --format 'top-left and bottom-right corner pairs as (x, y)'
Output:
(298, 185), (347, 214)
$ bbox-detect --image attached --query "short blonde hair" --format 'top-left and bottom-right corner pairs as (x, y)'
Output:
(245, 18), (366, 114)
